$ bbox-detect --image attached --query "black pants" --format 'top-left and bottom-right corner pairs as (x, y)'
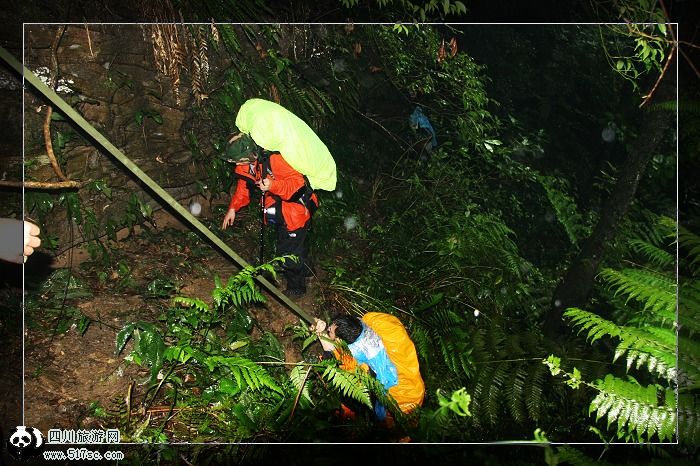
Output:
(276, 224), (309, 292)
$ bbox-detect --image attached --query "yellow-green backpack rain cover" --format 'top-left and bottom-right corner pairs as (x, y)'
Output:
(235, 98), (337, 191)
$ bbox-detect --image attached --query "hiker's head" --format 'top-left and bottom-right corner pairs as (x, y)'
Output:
(224, 133), (257, 164)
(329, 314), (363, 344)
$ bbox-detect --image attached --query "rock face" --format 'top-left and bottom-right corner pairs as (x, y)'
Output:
(22, 24), (210, 249)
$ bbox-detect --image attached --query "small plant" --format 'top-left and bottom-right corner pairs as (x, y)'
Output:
(25, 268), (94, 335)
(124, 193), (154, 234)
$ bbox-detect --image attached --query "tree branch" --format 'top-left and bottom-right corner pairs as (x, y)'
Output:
(44, 25), (69, 181)
(0, 180), (85, 190)
(640, 44), (676, 108)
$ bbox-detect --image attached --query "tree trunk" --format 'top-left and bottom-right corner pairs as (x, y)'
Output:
(545, 74), (676, 338)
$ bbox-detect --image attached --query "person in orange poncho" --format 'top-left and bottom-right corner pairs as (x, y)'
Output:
(221, 133), (318, 296)
(313, 312), (425, 421)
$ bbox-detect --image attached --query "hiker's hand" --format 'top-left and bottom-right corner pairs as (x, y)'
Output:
(221, 209), (236, 229)
(258, 177), (272, 193)
(24, 221), (41, 259)
(312, 319), (327, 335)
(0, 218), (41, 264)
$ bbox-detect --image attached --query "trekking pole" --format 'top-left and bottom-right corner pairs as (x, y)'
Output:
(259, 191), (266, 265)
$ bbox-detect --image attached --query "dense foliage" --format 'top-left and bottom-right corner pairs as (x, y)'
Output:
(13, 6), (695, 464)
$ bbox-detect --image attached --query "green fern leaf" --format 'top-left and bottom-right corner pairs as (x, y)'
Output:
(289, 364), (314, 406)
(629, 239), (674, 269)
(591, 375), (675, 441)
(555, 445), (615, 466)
(205, 356), (283, 395)
(679, 223), (700, 274)
(600, 268), (676, 316)
(505, 364), (528, 423)
(485, 362), (509, 425)
(320, 362), (372, 408)
(525, 363), (547, 422)
(173, 296), (210, 313)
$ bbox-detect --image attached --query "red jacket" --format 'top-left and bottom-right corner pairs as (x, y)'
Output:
(228, 153), (318, 231)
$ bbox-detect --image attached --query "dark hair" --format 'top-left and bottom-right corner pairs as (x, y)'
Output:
(331, 315), (363, 344)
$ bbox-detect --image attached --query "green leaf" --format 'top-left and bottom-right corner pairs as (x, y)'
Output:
(232, 403), (257, 432)
(543, 355), (561, 376)
(229, 340), (248, 351)
(116, 323), (136, 354)
(218, 377), (241, 395)
(77, 314), (91, 335)
(91, 179), (112, 199)
(301, 334), (317, 351)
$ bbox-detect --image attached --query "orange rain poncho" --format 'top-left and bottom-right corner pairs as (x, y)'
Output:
(337, 312), (425, 414)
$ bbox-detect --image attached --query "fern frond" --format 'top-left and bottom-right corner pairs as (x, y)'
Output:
(410, 323), (432, 364)
(678, 334), (700, 385)
(505, 364), (529, 423)
(629, 239), (674, 269)
(429, 308), (463, 330)
(309, 86), (336, 114)
(289, 364), (313, 407)
(486, 362), (510, 425)
(599, 268), (676, 317)
(679, 223), (700, 275)
(173, 296), (210, 313)
(480, 322), (507, 360)
(591, 374), (676, 442)
(565, 307), (623, 342)
(555, 445), (615, 466)
(646, 100), (676, 113)
(320, 362), (372, 408)
(433, 331), (474, 379)
(679, 403), (700, 446)
(565, 308), (676, 381)
(525, 362), (547, 422)
(471, 362), (494, 429)
(539, 175), (587, 245)
(205, 356), (283, 395)
(217, 24), (242, 53)
(680, 281), (700, 334)
(632, 210), (673, 246)
(502, 251), (524, 280)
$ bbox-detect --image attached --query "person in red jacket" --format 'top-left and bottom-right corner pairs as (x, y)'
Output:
(221, 133), (318, 296)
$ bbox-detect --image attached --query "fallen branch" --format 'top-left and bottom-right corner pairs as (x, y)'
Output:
(0, 179), (84, 189)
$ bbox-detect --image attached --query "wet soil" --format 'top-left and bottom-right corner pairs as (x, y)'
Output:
(22, 205), (327, 436)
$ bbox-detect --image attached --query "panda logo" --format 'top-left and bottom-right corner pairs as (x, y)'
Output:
(6, 426), (44, 461)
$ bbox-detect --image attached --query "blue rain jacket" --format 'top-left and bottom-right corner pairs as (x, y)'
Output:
(347, 322), (399, 391)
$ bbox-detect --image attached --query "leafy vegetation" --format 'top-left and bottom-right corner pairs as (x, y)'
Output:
(13, 9), (692, 465)
(545, 215), (697, 448)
